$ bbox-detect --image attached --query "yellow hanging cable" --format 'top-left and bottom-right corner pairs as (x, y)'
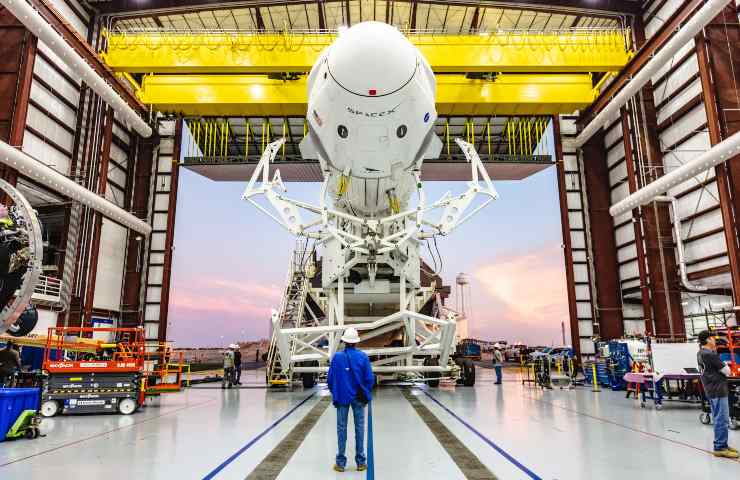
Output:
(518, 119), (523, 156)
(245, 121), (250, 161)
(445, 120), (450, 159)
(224, 121), (229, 157)
(506, 120), (511, 155)
(487, 120), (491, 157)
(204, 121), (209, 156)
(261, 120), (265, 151)
(210, 121), (214, 157)
(210, 121), (215, 157)
(219, 121), (223, 157)
(282, 119), (287, 161)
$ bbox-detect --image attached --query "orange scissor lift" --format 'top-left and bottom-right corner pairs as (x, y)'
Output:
(39, 327), (189, 417)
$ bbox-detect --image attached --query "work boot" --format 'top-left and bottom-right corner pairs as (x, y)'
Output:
(713, 449), (740, 459)
(727, 446), (739, 454)
(357, 464), (367, 471)
(333, 464), (345, 472)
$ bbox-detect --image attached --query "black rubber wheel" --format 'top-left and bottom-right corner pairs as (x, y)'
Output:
(424, 357), (440, 387)
(462, 359), (475, 387)
(301, 372), (316, 389)
(700, 412), (711, 425)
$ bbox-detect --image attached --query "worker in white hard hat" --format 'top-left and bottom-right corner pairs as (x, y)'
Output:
(222, 346), (235, 389)
(327, 326), (374, 473)
(493, 344), (504, 385)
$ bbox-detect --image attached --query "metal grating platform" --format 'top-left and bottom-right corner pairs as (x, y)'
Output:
(181, 154), (553, 182)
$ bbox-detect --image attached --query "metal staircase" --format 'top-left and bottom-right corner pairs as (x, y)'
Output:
(265, 241), (313, 386)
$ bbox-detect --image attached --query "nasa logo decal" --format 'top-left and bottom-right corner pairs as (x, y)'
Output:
(424, 112), (430, 123)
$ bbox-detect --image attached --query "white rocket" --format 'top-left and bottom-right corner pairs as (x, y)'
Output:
(243, 21), (497, 381)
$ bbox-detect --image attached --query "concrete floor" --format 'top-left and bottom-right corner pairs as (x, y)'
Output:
(1, 368), (737, 479)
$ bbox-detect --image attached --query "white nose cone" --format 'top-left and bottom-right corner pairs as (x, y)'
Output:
(328, 22), (417, 97)
(301, 21), (439, 216)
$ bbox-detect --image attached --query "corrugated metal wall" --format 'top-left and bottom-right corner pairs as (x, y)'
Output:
(557, 0), (740, 350)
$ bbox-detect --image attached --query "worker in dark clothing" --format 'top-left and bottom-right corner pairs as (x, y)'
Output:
(327, 327), (375, 473)
(0, 342), (21, 386)
(233, 345), (242, 385)
(697, 330), (738, 458)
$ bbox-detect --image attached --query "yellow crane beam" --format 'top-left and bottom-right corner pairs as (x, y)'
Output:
(103, 30), (632, 74)
(137, 74), (596, 117)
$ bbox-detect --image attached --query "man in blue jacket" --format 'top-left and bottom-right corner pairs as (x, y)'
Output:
(327, 327), (375, 472)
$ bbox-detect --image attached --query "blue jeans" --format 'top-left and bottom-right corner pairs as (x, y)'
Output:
(494, 366), (502, 384)
(336, 399), (366, 468)
(709, 396), (730, 451)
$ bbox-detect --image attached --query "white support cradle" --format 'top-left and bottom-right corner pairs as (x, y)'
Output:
(243, 138), (497, 379)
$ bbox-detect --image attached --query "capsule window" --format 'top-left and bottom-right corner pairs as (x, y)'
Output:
(338, 125), (349, 138)
(396, 125), (407, 138)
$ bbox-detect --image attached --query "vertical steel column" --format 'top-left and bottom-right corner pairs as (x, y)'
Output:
(553, 116), (581, 358)
(157, 118), (182, 343)
(621, 108), (654, 334)
(0, 10), (36, 184)
(696, 8), (740, 317)
(631, 19), (685, 338)
(581, 130), (625, 340)
(82, 106), (114, 324)
(121, 134), (156, 328)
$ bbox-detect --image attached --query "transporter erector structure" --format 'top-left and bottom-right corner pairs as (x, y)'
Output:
(244, 22), (497, 386)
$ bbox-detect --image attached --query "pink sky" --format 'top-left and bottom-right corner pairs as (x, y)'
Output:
(167, 167), (569, 347)
(469, 245), (570, 345)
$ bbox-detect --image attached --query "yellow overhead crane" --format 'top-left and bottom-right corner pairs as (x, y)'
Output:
(102, 29), (632, 117)
(102, 30), (631, 74)
(138, 73), (596, 117)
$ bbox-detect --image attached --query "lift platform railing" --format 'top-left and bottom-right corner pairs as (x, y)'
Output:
(42, 327), (146, 373)
(142, 345), (189, 394)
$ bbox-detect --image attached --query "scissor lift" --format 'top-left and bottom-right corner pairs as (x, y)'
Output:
(40, 327), (145, 417)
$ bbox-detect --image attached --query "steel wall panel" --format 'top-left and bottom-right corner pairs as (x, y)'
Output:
(92, 219), (127, 311)
(21, 130), (71, 175)
(660, 106), (707, 147)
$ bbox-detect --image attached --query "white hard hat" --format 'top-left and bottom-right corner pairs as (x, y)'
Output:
(229, 344), (238, 349)
(341, 327), (361, 344)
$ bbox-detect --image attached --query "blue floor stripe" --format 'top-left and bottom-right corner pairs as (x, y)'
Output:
(202, 392), (316, 479)
(366, 401), (375, 480)
(420, 389), (542, 480)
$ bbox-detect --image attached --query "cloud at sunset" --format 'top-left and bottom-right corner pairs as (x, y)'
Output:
(168, 277), (283, 346)
(468, 245), (570, 345)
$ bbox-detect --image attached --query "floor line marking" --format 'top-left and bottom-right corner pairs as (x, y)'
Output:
(244, 396), (330, 479)
(366, 401), (375, 480)
(420, 389), (543, 480)
(202, 392), (316, 480)
(402, 388), (498, 480)
(0, 398), (216, 468)
(523, 394), (712, 454)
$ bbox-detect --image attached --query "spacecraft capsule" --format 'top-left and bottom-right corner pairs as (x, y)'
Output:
(300, 22), (442, 217)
